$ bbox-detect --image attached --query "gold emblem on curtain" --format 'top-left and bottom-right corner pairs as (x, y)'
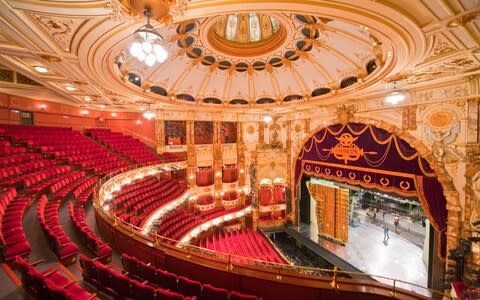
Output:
(323, 133), (377, 164)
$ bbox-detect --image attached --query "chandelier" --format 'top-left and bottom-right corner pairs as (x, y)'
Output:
(143, 105), (156, 120)
(129, 7), (168, 67)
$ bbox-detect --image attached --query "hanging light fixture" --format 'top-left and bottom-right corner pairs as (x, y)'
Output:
(385, 81), (406, 105)
(143, 105), (155, 120)
(129, 7), (168, 67)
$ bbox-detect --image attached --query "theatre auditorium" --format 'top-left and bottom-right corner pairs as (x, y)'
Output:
(0, 0), (479, 299)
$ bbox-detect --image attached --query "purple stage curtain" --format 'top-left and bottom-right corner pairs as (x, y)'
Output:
(295, 122), (448, 257)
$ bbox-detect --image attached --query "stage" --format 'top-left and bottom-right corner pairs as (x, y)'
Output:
(285, 220), (429, 296)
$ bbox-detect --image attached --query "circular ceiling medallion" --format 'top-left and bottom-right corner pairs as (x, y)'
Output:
(206, 13), (287, 57)
(200, 13), (292, 59)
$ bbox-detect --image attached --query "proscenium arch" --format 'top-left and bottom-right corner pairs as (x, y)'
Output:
(292, 117), (461, 264)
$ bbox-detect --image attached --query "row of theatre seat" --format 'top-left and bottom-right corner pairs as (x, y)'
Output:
(120, 253), (260, 300)
(201, 229), (285, 264)
(16, 256), (98, 300)
(0, 124), (130, 175)
(37, 194), (80, 265)
(0, 188), (31, 261)
(86, 128), (161, 164)
(111, 177), (188, 227)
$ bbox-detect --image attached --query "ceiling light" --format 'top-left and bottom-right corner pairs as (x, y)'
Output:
(39, 104), (46, 110)
(34, 65), (48, 73)
(83, 96), (92, 101)
(129, 8), (168, 67)
(385, 91), (406, 105)
(136, 120), (142, 124)
(81, 110), (89, 115)
(143, 110), (155, 120)
(263, 115), (273, 123)
(111, 112), (117, 117)
(99, 105), (106, 108)
(65, 85), (76, 91)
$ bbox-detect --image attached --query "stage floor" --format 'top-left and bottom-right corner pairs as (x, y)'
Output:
(292, 221), (428, 296)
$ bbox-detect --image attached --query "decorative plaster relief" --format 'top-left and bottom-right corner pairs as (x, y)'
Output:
(195, 144), (213, 167)
(415, 83), (469, 102)
(222, 144), (237, 164)
(31, 14), (87, 51)
(423, 108), (463, 164)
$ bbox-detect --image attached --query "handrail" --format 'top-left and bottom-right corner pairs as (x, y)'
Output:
(93, 164), (451, 300)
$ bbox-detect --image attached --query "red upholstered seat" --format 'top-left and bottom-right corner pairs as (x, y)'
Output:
(229, 291), (261, 300)
(111, 272), (133, 298)
(155, 288), (185, 300)
(177, 276), (202, 298)
(132, 282), (156, 300)
(157, 269), (178, 291)
(202, 283), (229, 300)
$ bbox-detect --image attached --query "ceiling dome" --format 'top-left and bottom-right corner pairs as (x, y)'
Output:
(212, 13), (281, 44)
(207, 13), (287, 57)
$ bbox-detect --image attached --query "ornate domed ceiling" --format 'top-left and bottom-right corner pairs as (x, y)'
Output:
(0, 0), (478, 113)
(113, 12), (387, 107)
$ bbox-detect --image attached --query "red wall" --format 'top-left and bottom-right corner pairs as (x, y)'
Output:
(0, 93), (155, 147)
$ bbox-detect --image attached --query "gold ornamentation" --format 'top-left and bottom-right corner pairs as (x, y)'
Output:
(348, 172), (356, 180)
(363, 174), (371, 183)
(336, 170), (343, 177)
(322, 133), (377, 164)
(379, 177), (389, 186)
(400, 180), (410, 191)
(33, 15), (85, 51)
(336, 105), (356, 125)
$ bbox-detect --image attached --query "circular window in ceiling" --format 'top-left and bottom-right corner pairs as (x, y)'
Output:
(284, 50), (299, 61)
(150, 86), (168, 96)
(177, 36), (195, 48)
(301, 28), (319, 39)
(128, 73), (141, 87)
(283, 94), (303, 102)
(269, 57), (283, 68)
(235, 62), (249, 72)
(256, 97), (276, 104)
(311, 87), (331, 97)
(340, 76), (358, 89)
(176, 93), (195, 102)
(187, 47), (202, 59)
(295, 15), (317, 24)
(218, 60), (231, 70)
(176, 22), (196, 34)
(203, 97), (222, 104)
(202, 56), (216, 66)
(296, 40), (313, 52)
(230, 99), (248, 105)
(253, 61), (265, 71)
(366, 59), (378, 75)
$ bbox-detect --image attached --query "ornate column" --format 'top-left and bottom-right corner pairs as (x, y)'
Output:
(258, 121), (265, 146)
(237, 122), (246, 205)
(213, 120), (223, 206)
(285, 120), (294, 223)
(155, 117), (165, 154)
(186, 119), (196, 189)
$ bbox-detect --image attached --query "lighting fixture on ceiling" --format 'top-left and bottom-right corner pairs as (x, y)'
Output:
(385, 81), (406, 105)
(33, 65), (48, 73)
(263, 114), (273, 123)
(129, 7), (168, 67)
(143, 106), (155, 120)
(65, 85), (76, 91)
(83, 96), (92, 101)
(111, 112), (117, 117)
(385, 91), (406, 105)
